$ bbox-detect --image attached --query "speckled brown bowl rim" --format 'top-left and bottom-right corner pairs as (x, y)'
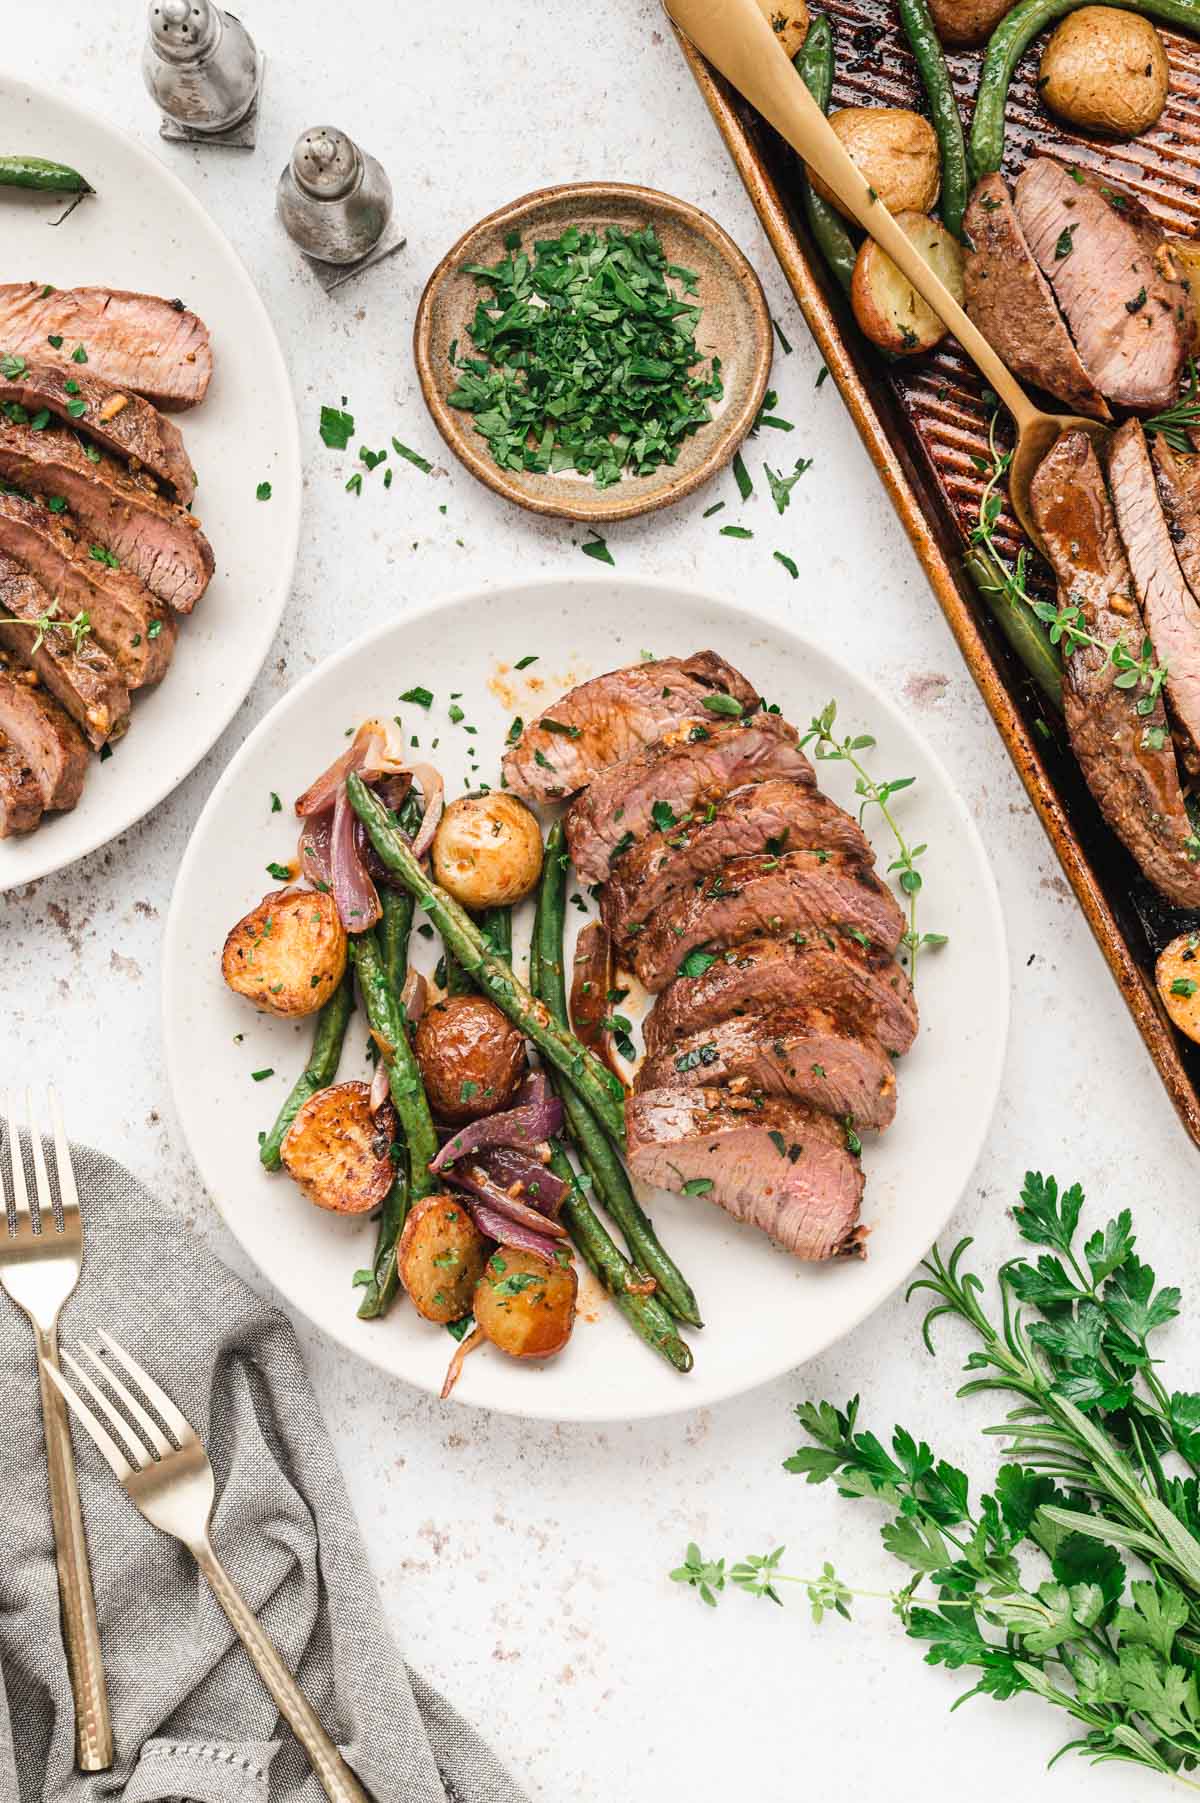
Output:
(413, 180), (773, 523)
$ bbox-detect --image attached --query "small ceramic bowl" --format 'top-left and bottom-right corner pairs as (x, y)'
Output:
(414, 180), (772, 523)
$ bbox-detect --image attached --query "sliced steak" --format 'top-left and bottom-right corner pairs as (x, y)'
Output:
(963, 175), (1110, 422)
(1106, 420), (1200, 773)
(1151, 434), (1200, 610)
(626, 1087), (865, 1261)
(602, 778), (871, 944)
(0, 658), (87, 811)
(0, 492), (176, 688)
(1030, 430), (1200, 907)
(1014, 159), (1192, 413)
(565, 715), (813, 884)
(0, 552), (129, 747)
(643, 933), (918, 1058)
(0, 359), (194, 501)
(635, 1008), (897, 1131)
(0, 419), (212, 612)
(0, 284), (212, 410)
(630, 849), (906, 991)
(503, 651), (762, 801)
(0, 744), (44, 836)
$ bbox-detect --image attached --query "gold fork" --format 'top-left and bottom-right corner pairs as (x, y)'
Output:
(43, 1331), (371, 1803)
(0, 1089), (112, 1772)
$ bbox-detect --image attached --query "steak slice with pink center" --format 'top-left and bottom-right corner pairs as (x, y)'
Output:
(0, 284), (212, 410)
(0, 359), (194, 501)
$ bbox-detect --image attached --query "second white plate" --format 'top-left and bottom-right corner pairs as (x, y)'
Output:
(163, 577), (1009, 1422)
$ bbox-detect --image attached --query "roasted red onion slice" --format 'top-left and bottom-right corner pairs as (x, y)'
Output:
(369, 1057), (391, 1115)
(461, 1200), (563, 1265)
(407, 762), (444, 860)
(297, 808), (334, 892)
(478, 1145), (568, 1219)
(446, 1164), (569, 1240)
(331, 786), (381, 932)
(295, 718), (411, 818)
(430, 1089), (564, 1172)
(400, 969), (427, 1024)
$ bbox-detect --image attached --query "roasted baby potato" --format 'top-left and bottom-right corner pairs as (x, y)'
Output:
(1158, 931), (1200, 1042)
(473, 1247), (577, 1361)
(926, 0), (1014, 46)
(758, 0), (809, 58)
(414, 994), (526, 1124)
(810, 108), (940, 222)
(280, 1081), (396, 1215)
(221, 887), (347, 1017)
(1039, 8), (1168, 137)
(432, 792), (544, 909)
(398, 1192), (490, 1322)
(851, 212), (965, 355)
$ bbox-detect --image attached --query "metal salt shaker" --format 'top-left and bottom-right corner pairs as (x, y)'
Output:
(143, 0), (264, 145)
(276, 127), (404, 291)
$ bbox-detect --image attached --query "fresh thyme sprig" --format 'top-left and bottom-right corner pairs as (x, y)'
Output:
(1145, 359), (1200, 455)
(0, 606), (92, 654)
(799, 700), (946, 984)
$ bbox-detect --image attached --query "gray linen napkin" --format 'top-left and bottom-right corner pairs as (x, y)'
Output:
(0, 1143), (529, 1803)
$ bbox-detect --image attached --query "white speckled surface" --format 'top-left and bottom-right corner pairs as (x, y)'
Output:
(2, 5), (1195, 1797)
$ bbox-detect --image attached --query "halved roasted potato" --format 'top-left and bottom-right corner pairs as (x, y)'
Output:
(280, 1080), (397, 1214)
(222, 887), (346, 1017)
(759, 0), (809, 58)
(851, 213), (965, 355)
(432, 793), (544, 910)
(1039, 7), (1168, 138)
(473, 1247), (577, 1360)
(1157, 931), (1200, 1042)
(810, 108), (939, 222)
(398, 1192), (491, 1322)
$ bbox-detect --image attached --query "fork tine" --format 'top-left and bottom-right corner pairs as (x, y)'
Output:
(5, 1089), (31, 1229)
(78, 1343), (172, 1458)
(26, 1089), (55, 1232)
(41, 1359), (135, 1483)
(59, 1350), (150, 1470)
(48, 1088), (79, 1224)
(97, 1331), (197, 1447)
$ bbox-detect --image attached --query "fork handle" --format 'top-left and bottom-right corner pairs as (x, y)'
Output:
(36, 1324), (113, 1772)
(192, 1538), (371, 1803)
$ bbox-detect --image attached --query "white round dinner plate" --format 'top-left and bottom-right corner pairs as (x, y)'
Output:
(163, 578), (1009, 1422)
(0, 75), (300, 888)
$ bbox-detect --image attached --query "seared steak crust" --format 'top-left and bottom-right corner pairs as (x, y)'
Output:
(634, 1008), (897, 1130)
(0, 359), (194, 501)
(629, 848), (906, 991)
(626, 1086), (865, 1261)
(0, 552), (129, 747)
(1030, 430), (1200, 906)
(1014, 159), (1192, 413)
(0, 492), (176, 688)
(1151, 435), (1200, 623)
(0, 658), (87, 811)
(0, 743), (44, 835)
(1106, 420), (1200, 773)
(503, 651), (761, 801)
(565, 715), (813, 885)
(642, 933), (918, 1059)
(0, 420), (212, 612)
(0, 284), (212, 410)
(963, 175), (1110, 422)
(601, 778), (871, 944)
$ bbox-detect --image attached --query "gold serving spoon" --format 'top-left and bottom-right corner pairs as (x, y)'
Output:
(664, 0), (1110, 549)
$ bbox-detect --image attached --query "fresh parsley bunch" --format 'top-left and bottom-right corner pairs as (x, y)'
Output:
(674, 1175), (1200, 1788)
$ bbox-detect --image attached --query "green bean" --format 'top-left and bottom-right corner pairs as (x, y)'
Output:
(0, 156), (92, 194)
(479, 906), (512, 963)
(259, 968), (354, 1171)
(964, 547), (1064, 709)
(379, 885), (414, 997)
(896, 0), (968, 239)
(794, 24), (858, 297)
(352, 930), (439, 1200)
(348, 774), (626, 1144)
(533, 822), (703, 1328)
(442, 950), (474, 996)
(969, 0), (1200, 183)
(357, 884), (418, 1319)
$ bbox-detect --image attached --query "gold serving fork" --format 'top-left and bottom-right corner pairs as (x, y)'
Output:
(0, 1089), (112, 1772)
(43, 1331), (371, 1803)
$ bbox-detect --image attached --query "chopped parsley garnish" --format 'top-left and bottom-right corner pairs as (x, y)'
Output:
(719, 524), (753, 539)
(345, 472), (363, 495)
(679, 947), (717, 978)
(47, 495), (67, 514)
(256, 481), (272, 501)
(540, 717), (581, 738)
(651, 800), (678, 832)
(400, 685), (434, 708)
(765, 457), (813, 514)
(1054, 224), (1076, 260)
(732, 452), (753, 501)
(391, 438), (432, 473)
(88, 544), (119, 568)
(1171, 977), (1198, 998)
(270, 792), (282, 812)
(703, 501), (725, 518)
(250, 1068), (274, 1082)
(506, 716), (523, 745)
(0, 354), (26, 379)
(701, 693), (743, 717)
(681, 1177), (713, 1196)
(581, 533), (614, 565)
(675, 1042), (719, 1073)
(72, 344), (87, 364)
(771, 316), (793, 355)
(514, 654), (538, 670)
(448, 703), (465, 725)
(319, 405), (355, 449)
(774, 551), (799, 579)
(265, 861), (291, 881)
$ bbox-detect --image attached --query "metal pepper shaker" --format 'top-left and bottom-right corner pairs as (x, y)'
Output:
(143, 0), (264, 146)
(276, 127), (404, 292)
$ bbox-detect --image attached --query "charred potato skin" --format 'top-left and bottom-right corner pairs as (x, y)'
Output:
(414, 994), (526, 1125)
(1038, 8), (1169, 137)
(280, 1081), (397, 1215)
(474, 1248), (577, 1360)
(1157, 931), (1200, 1042)
(927, 0), (1014, 46)
(432, 793), (544, 910)
(398, 1193), (490, 1322)
(760, 0), (809, 58)
(810, 108), (940, 221)
(222, 887), (347, 1018)
(851, 212), (965, 354)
